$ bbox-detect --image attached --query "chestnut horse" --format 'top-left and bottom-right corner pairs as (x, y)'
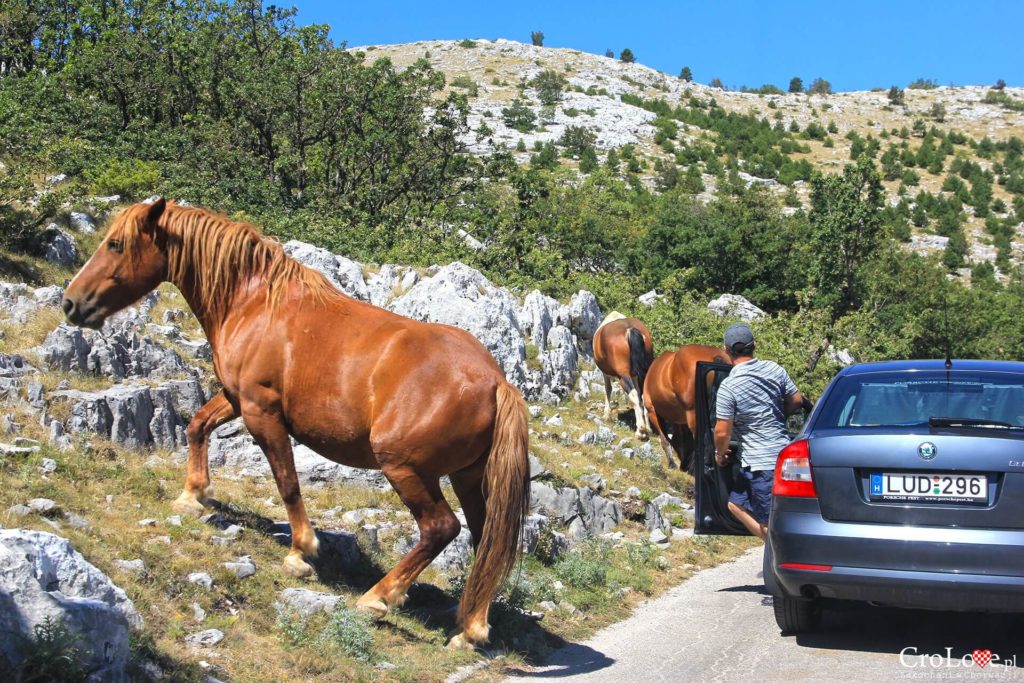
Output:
(592, 312), (654, 440)
(61, 199), (529, 650)
(642, 344), (731, 471)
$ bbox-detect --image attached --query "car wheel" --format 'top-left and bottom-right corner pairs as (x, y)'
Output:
(773, 595), (821, 635)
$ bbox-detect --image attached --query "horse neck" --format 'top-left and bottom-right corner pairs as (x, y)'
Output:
(168, 258), (260, 348)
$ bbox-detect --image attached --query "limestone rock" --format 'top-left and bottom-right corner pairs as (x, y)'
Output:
(0, 529), (141, 681)
(707, 294), (766, 322)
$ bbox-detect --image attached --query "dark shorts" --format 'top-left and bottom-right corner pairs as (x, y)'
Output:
(729, 469), (773, 524)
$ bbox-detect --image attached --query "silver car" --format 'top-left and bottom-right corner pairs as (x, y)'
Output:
(693, 359), (1024, 633)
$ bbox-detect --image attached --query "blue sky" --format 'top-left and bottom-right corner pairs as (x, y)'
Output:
(296, 0), (1021, 92)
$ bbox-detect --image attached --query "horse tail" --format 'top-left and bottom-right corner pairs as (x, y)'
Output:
(457, 381), (530, 641)
(627, 327), (652, 397)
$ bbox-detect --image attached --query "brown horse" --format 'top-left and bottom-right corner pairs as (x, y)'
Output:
(61, 199), (529, 650)
(592, 312), (654, 440)
(642, 344), (731, 471)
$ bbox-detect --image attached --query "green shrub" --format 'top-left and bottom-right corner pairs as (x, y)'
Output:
(11, 617), (87, 683)
(502, 100), (537, 132)
(319, 605), (375, 661)
(458, 39), (477, 48)
(559, 125), (597, 156)
(555, 546), (609, 589)
(86, 159), (160, 200)
(531, 69), (567, 105)
(908, 78), (938, 90)
(450, 76), (479, 97)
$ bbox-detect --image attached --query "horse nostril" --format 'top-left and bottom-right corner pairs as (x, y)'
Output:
(61, 298), (74, 316)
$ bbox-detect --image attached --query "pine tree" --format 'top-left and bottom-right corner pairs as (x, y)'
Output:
(620, 48), (635, 63)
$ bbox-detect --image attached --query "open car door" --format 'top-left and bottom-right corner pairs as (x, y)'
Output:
(693, 360), (751, 536)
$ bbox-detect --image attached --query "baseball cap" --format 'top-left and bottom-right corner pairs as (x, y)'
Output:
(724, 323), (755, 353)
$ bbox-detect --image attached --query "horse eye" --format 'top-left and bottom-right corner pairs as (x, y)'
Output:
(107, 240), (123, 253)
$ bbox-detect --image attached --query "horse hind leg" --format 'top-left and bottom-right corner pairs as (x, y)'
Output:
(645, 402), (676, 469)
(628, 376), (650, 441)
(356, 465), (461, 618)
(172, 390), (237, 517)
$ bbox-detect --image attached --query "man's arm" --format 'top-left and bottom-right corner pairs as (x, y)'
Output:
(783, 391), (807, 417)
(714, 418), (734, 466)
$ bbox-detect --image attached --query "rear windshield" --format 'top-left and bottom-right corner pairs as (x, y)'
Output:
(817, 370), (1024, 429)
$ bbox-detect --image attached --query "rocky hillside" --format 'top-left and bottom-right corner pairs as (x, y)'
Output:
(359, 39), (1024, 272)
(0, 204), (758, 681)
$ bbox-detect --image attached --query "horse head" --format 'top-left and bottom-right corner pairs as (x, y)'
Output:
(62, 198), (169, 329)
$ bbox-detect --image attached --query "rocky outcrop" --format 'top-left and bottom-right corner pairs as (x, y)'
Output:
(0, 529), (141, 681)
(283, 241), (370, 301)
(50, 379), (205, 449)
(707, 293), (766, 322)
(390, 261), (528, 387)
(35, 324), (191, 381)
(529, 481), (623, 539)
(37, 225), (77, 267)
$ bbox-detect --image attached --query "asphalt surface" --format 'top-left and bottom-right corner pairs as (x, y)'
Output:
(506, 547), (1024, 682)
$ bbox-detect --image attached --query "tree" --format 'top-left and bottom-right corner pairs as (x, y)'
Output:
(530, 69), (567, 105)
(994, 78), (1007, 91)
(887, 85), (905, 106)
(808, 78), (832, 95)
(502, 100), (537, 132)
(620, 48), (635, 63)
(788, 77), (804, 93)
(709, 77), (725, 90)
(559, 125), (598, 157)
(531, 31), (544, 47)
(806, 158), (884, 366)
(930, 102), (947, 122)
(679, 66), (693, 82)
(604, 48), (614, 58)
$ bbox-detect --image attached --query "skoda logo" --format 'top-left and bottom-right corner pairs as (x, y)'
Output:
(918, 442), (937, 461)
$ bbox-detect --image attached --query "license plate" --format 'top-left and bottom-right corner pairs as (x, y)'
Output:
(869, 472), (987, 504)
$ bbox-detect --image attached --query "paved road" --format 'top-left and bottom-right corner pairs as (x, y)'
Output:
(507, 547), (1024, 682)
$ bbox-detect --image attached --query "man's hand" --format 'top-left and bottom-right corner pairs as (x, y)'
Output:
(715, 449), (732, 467)
(714, 418), (734, 465)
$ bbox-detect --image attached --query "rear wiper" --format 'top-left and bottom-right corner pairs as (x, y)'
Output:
(929, 416), (1022, 429)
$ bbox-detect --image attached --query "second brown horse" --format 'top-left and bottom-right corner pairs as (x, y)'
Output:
(592, 312), (654, 440)
(643, 344), (731, 471)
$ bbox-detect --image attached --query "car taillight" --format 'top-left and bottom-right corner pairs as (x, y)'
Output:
(773, 439), (816, 497)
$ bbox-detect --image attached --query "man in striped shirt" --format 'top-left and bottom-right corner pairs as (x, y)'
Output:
(714, 324), (808, 539)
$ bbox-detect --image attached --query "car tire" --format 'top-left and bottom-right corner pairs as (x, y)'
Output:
(773, 595), (821, 635)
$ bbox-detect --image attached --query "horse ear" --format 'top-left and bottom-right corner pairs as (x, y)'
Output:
(142, 197), (166, 233)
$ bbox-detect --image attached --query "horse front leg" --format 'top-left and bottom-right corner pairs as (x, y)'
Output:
(172, 390), (237, 517)
(243, 404), (318, 578)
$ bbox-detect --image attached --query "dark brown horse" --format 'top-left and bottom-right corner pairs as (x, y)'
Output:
(61, 199), (530, 650)
(642, 344), (731, 471)
(592, 312), (654, 440)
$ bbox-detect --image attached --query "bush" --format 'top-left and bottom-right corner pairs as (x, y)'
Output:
(788, 76), (803, 93)
(502, 100), (537, 132)
(908, 78), (938, 90)
(320, 606), (375, 661)
(620, 48), (635, 63)
(458, 39), (477, 48)
(808, 77), (832, 95)
(10, 617), (87, 682)
(555, 548), (609, 589)
(531, 31), (544, 47)
(887, 86), (905, 106)
(679, 66), (693, 82)
(709, 77), (725, 90)
(930, 102), (947, 122)
(530, 69), (567, 105)
(86, 158), (161, 200)
(450, 75), (479, 97)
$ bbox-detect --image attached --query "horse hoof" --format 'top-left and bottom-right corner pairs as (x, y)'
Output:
(171, 492), (206, 517)
(281, 554), (314, 578)
(355, 596), (389, 620)
(635, 431), (650, 442)
(446, 633), (477, 651)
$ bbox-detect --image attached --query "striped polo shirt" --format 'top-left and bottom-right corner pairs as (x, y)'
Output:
(715, 358), (798, 471)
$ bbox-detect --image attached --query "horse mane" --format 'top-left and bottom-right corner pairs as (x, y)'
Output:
(109, 201), (340, 317)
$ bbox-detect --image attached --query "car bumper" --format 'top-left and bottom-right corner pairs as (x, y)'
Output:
(769, 499), (1024, 612)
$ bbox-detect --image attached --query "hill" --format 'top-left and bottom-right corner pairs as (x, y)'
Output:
(361, 38), (1024, 272)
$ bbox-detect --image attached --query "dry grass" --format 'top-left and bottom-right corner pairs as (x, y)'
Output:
(0, 382), (755, 682)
